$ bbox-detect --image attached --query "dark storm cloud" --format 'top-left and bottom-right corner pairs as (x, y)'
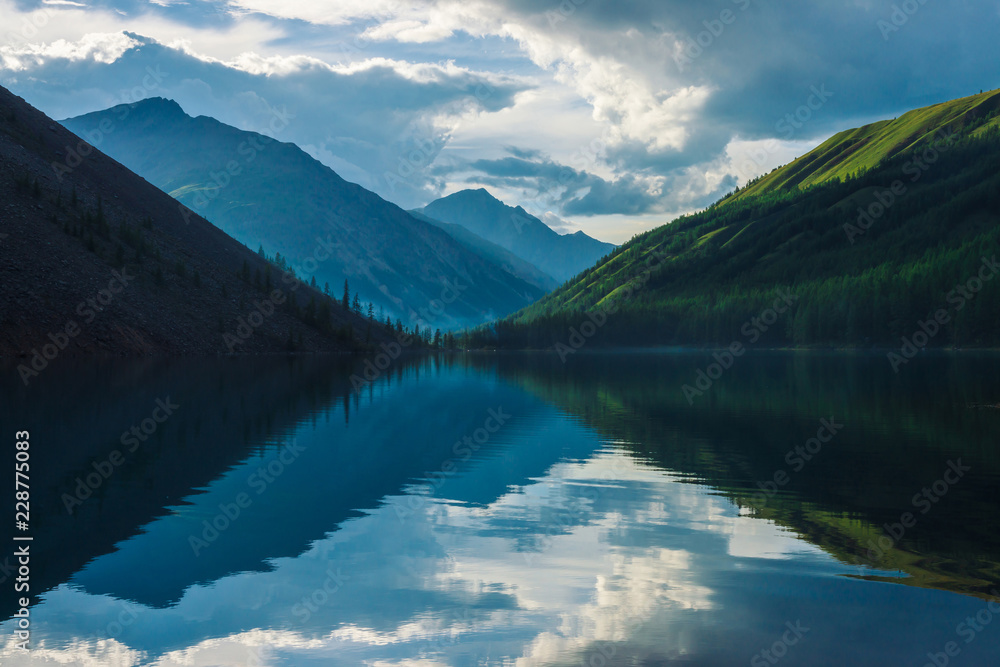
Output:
(463, 154), (661, 216)
(484, 0), (1000, 184)
(4, 0), (999, 223)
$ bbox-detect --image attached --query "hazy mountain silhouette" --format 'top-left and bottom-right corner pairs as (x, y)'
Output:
(62, 99), (545, 330)
(416, 188), (615, 282)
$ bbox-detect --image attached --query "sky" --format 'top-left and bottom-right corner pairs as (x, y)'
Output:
(1, 0), (998, 244)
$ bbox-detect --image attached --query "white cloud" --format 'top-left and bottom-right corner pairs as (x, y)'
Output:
(0, 31), (139, 70)
(4, 0), (998, 238)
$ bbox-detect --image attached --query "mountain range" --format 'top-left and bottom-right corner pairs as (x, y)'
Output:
(0, 85), (390, 359)
(5, 84), (1000, 356)
(414, 188), (615, 283)
(61, 99), (575, 330)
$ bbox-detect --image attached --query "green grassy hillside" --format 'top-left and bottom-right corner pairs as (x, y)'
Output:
(468, 90), (1000, 350)
(733, 89), (1000, 202)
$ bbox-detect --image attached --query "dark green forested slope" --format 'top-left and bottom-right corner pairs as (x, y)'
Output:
(469, 91), (1000, 349)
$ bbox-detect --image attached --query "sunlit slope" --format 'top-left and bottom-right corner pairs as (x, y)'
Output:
(733, 89), (1000, 201)
(490, 90), (1000, 348)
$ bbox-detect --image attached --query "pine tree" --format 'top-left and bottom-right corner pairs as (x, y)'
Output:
(342, 279), (350, 310)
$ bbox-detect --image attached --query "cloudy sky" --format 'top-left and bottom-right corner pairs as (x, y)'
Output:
(2, 0), (998, 243)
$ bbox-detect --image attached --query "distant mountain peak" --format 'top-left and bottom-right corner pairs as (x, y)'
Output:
(437, 187), (501, 205)
(421, 189), (615, 282)
(130, 97), (186, 115)
(66, 97), (187, 125)
(61, 100), (546, 328)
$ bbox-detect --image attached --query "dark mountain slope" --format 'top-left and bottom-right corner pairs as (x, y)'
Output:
(0, 85), (388, 359)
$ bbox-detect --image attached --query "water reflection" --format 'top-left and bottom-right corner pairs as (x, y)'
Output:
(1, 352), (998, 665)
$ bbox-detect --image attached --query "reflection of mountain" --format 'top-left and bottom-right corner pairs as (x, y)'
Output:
(4, 353), (1000, 666)
(68, 360), (571, 608)
(0, 355), (359, 617)
(474, 352), (1000, 599)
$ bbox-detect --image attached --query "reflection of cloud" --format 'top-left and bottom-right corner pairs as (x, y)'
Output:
(150, 629), (323, 667)
(0, 634), (141, 667)
(0, 437), (824, 666)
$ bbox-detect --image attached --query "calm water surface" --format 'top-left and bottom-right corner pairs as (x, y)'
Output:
(1, 351), (999, 666)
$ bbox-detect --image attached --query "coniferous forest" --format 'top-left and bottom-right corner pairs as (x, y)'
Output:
(464, 121), (1000, 350)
